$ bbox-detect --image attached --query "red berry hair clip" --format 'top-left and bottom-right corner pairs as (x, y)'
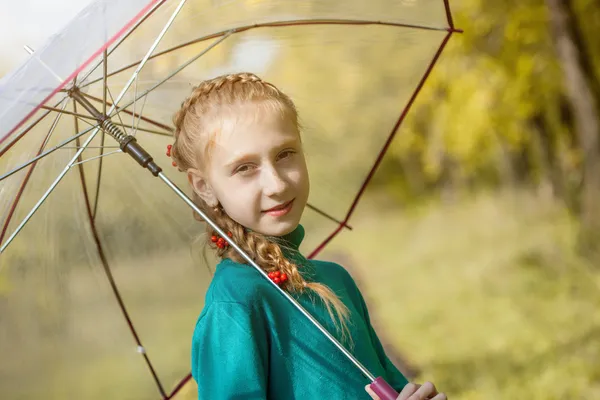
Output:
(166, 144), (177, 167)
(211, 231), (233, 249)
(267, 270), (288, 285)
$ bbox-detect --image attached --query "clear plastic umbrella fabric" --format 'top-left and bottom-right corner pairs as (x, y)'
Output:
(0, 0), (459, 398)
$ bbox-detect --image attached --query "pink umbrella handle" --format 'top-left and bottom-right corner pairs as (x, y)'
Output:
(369, 377), (399, 400)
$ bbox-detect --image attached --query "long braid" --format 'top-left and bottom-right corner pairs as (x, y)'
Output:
(208, 209), (350, 340)
(171, 72), (350, 340)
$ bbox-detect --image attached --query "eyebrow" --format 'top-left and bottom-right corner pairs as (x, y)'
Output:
(224, 138), (299, 169)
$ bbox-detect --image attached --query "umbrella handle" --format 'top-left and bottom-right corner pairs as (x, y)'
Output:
(369, 377), (399, 400)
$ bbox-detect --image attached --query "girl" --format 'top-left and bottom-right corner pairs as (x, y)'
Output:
(170, 72), (446, 400)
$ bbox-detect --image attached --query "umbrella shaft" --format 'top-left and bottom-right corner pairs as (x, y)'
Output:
(157, 171), (378, 382)
(70, 89), (162, 176)
(70, 89), (103, 120)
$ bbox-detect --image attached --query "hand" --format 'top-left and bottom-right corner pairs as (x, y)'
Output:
(365, 381), (447, 400)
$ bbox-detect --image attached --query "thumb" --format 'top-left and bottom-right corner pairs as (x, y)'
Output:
(365, 384), (382, 400)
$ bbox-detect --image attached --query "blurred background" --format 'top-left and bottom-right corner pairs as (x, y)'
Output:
(1, 0), (599, 399)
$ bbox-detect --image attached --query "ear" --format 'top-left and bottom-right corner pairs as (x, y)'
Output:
(187, 168), (218, 207)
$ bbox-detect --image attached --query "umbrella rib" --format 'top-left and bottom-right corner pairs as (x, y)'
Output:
(77, 0), (168, 86)
(79, 18), (454, 89)
(70, 149), (122, 166)
(0, 97), (68, 158)
(1, 1), (188, 395)
(72, 98), (103, 220)
(61, 146), (120, 149)
(72, 129), (167, 400)
(443, 0), (456, 29)
(166, 373), (193, 399)
(306, 203), (352, 230)
(109, 32), (233, 120)
(84, 1), (191, 396)
(41, 105), (96, 121)
(0, 0), (164, 150)
(131, 73), (139, 135)
(0, 125), (97, 183)
(106, 86), (130, 137)
(0, 0), (185, 259)
(78, 92), (173, 133)
(133, 91), (150, 137)
(0, 127), (102, 254)
(0, 101), (70, 247)
(103, 49), (108, 116)
(309, 30), (456, 259)
(94, 49), (109, 220)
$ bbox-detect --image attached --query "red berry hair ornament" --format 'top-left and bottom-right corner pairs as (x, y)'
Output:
(166, 144), (177, 167)
(211, 231), (233, 249)
(267, 270), (288, 286)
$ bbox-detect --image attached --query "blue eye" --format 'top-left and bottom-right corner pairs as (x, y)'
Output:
(278, 149), (296, 160)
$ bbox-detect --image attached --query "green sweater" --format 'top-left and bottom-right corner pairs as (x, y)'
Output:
(191, 225), (408, 399)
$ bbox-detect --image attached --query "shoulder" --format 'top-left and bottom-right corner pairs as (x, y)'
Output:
(205, 258), (275, 307)
(311, 258), (356, 282)
(309, 258), (362, 295)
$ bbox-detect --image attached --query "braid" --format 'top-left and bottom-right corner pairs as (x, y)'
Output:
(173, 73), (274, 131)
(171, 72), (286, 170)
(209, 208), (350, 340)
(171, 72), (350, 341)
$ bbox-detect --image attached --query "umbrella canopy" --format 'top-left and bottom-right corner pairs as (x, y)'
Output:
(0, 0), (460, 398)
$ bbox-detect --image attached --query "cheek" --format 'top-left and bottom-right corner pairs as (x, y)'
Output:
(294, 160), (310, 191)
(218, 179), (261, 208)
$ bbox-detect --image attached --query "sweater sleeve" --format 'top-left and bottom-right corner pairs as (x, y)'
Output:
(191, 301), (269, 400)
(354, 285), (409, 392)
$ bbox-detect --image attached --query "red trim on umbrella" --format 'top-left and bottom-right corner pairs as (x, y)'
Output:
(0, 0), (165, 148)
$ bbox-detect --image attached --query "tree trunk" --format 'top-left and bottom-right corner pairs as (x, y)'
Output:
(530, 111), (566, 202)
(546, 0), (600, 258)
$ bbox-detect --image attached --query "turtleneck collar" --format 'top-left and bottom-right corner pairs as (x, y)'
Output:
(277, 224), (305, 251)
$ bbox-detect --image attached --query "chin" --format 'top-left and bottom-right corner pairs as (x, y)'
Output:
(255, 199), (306, 237)
(259, 207), (304, 236)
(259, 219), (299, 237)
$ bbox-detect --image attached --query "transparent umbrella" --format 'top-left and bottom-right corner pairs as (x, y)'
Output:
(0, 1), (461, 399)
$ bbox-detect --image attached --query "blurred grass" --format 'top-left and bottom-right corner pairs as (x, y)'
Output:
(315, 188), (600, 399)
(0, 248), (210, 400)
(3, 185), (599, 399)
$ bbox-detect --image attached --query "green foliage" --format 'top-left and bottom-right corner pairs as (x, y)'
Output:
(377, 0), (600, 205)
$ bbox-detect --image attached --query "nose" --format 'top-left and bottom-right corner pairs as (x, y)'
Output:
(261, 165), (287, 197)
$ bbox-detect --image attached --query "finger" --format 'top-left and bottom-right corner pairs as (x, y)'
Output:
(411, 382), (437, 399)
(398, 383), (419, 400)
(430, 393), (447, 400)
(364, 384), (381, 400)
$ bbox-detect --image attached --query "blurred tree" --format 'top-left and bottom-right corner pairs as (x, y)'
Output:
(545, 0), (600, 258)
(373, 0), (600, 256)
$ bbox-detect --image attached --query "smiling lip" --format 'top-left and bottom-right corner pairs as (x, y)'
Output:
(263, 199), (294, 217)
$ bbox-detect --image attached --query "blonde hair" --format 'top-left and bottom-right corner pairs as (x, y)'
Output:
(171, 72), (349, 339)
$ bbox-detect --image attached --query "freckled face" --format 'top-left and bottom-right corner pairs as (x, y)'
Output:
(204, 105), (310, 237)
